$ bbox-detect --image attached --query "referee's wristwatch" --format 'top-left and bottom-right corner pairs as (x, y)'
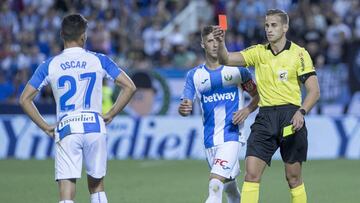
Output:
(298, 108), (307, 116)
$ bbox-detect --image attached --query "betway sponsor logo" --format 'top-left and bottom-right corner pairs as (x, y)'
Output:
(203, 92), (236, 103)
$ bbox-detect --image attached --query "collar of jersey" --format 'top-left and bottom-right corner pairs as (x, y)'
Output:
(62, 47), (85, 53)
(203, 64), (224, 72)
(266, 40), (291, 56)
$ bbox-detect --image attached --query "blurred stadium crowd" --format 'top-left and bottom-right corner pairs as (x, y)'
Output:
(1, 0), (360, 114)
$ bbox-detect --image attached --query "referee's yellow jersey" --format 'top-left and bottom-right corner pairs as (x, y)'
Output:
(240, 40), (315, 107)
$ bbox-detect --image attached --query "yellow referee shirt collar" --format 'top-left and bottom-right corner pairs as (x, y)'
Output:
(266, 40), (291, 56)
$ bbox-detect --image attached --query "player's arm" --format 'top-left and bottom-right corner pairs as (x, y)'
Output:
(291, 74), (320, 130)
(292, 49), (320, 130)
(301, 74), (320, 113)
(218, 42), (246, 67)
(178, 99), (193, 117)
(232, 79), (259, 125)
(244, 81), (260, 113)
(178, 70), (196, 117)
(103, 72), (136, 124)
(19, 84), (55, 137)
(213, 26), (247, 67)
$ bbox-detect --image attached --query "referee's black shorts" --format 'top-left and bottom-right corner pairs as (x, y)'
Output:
(246, 104), (308, 166)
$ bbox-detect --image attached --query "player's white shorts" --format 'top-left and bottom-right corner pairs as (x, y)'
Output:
(55, 132), (107, 180)
(205, 141), (241, 179)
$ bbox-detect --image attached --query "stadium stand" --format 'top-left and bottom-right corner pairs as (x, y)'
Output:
(0, 0), (360, 115)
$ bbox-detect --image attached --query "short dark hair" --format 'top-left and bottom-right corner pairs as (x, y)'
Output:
(201, 25), (214, 40)
(131, 71), (156, 92)
(266, 9), (289, 25)
(61, 14), (88, 41)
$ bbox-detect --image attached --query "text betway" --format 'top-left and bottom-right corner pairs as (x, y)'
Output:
(203, 92), (236, 103)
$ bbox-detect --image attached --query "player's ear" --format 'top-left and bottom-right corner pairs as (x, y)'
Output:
(60, 31), (64, 39)
(283, 23), (289, 33)
(81, 33), (87, 42)
(200, 41), (205, 49)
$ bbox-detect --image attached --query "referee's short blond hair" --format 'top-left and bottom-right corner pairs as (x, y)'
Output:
(266, 9), (289, 25)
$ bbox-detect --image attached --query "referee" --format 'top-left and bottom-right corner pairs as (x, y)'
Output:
(213, 9), (320, 203)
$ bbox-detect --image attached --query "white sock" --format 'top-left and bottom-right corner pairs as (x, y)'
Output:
(59, 201), (74, 203)
(205, 178), (224, 203)
(224, 180), (241, 203)
(90, 191), (108, 203)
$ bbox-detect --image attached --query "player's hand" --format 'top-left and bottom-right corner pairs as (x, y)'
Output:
(101, 113), (114, 125)
(44, 125), (55, 138)
(178, 99), (192, 116)
(212, 26), (225, 42)
(291, 110), (304, 131)
(232, 107), (251, 125)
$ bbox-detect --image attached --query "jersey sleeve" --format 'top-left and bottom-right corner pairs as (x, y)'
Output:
(297, 49), (315, 76)
(240, 45), (258, 67)
(239, 67), (256, 92)
(28, 58), (52, 90)
(181, 69), (196, 101)
(96, 53), (122, 80)
(239, 67), (252, 83)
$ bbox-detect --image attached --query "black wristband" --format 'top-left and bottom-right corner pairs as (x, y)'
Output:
(298, 108), (307, 116)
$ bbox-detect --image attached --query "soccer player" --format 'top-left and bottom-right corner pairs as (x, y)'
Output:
(19, 14), (136, 203)
(179, 25), (259, 203)
(213, 9), (321, 203)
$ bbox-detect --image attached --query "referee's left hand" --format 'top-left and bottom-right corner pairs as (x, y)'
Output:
(291, 111), (304, 131)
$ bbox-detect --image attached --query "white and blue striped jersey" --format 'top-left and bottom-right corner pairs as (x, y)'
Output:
(182, 64), (252, 148)
(28, 47), (122, 140)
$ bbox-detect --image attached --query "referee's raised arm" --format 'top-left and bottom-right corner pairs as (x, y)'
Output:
(213, 26), (247, 67)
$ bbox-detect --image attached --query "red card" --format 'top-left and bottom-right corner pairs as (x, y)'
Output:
(218, 14), (227, 30)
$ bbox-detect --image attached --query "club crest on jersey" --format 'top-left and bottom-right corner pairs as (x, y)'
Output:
(278, 70), (288, 81)
(224, 75), (232, 81)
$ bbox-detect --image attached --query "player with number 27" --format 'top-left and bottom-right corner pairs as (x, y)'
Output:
(20, 14), (136, 203)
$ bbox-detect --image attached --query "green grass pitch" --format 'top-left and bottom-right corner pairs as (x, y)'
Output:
(0, 159), (359, 203)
